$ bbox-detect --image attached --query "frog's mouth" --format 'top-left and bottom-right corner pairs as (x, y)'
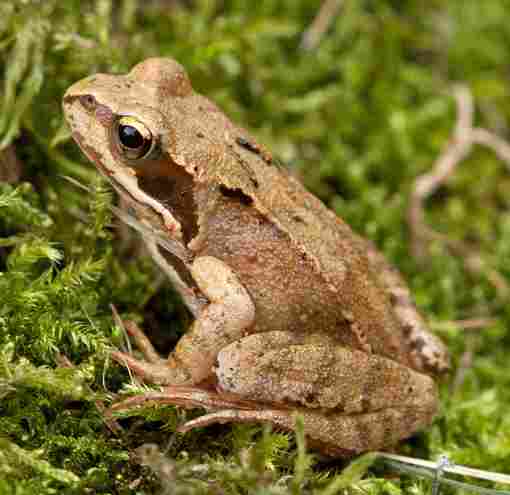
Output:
(70, 130), (107, 173)
(112, 203), (192, 264)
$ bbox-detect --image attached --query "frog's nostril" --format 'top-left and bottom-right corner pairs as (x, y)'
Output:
(79, 94), (97, 112)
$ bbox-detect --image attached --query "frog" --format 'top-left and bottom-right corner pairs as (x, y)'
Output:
(62, 57), (449, 457)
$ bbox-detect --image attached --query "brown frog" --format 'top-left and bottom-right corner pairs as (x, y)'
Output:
(62, 58), (449, 457)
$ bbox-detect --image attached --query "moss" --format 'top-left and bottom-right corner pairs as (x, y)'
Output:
(1, 0), (510, 493)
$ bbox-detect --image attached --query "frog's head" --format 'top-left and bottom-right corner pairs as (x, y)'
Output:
(63, 58), (201, 244)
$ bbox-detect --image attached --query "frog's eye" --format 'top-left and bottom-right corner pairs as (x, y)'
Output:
(115, 116), (154, 160)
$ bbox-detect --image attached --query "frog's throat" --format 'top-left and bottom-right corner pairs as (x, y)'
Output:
(110, 205), (192, 264)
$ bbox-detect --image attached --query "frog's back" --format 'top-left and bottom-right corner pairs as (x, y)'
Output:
(167, 77), (445, 374)
(194, 138), (416, 369)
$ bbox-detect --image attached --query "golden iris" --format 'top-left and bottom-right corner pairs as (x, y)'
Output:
(116, 116), (153, 159)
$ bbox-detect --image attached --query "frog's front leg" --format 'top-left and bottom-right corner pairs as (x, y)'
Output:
(111, 256), (255, 386)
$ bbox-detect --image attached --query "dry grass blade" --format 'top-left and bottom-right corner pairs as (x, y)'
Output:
(408, 85), (510, 299)
(300, 0), (343, 51)
(378, 453), (510, 494)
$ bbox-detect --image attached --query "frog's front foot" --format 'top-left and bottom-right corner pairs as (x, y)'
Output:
(108, 258), (258, 425)
(111, 256), (255, 386)
(111, 319), (192, 385)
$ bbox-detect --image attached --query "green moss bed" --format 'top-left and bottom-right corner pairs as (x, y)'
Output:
(1, 1), (509, 493)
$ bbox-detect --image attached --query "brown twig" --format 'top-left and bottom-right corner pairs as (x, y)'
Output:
(408, 85), (510, 299)
(0, 144), (23, 183)
(433, 317), (498, 331)
(450, 336), (477, 393)
(300, 0), (343, 52)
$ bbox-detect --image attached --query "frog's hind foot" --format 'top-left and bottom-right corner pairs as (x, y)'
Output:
(107, 386), (268, 428)
(107, 385), (431, 458)
(110, 385), (264, 413)
(107, 386), (312, 449)
(110, 387), (357, 458)
(173, 408), (354, 457)
(176, 408), (290, 433)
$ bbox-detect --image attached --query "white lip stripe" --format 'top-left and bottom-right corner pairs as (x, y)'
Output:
(109, 166), (182, 238)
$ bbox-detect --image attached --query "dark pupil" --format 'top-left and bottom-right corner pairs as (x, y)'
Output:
(119, 124), (144, 149)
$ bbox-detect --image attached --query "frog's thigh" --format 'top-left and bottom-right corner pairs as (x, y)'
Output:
(215, 332), (438, 416)
(168, 256), (255, 384)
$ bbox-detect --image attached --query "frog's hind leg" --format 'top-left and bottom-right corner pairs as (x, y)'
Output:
(110, 384), (433, 457)
(174, 406), (430, 457)
(110, 330), (438, 455)
(215, 332), (438, 414)
(209, 331), (439, 453)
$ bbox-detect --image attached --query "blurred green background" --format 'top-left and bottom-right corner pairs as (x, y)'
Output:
(1, 1), (509, 493)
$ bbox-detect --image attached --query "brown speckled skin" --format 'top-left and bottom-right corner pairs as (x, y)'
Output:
(63, 58), (449, 456)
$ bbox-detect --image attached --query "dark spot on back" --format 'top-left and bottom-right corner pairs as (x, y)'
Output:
(236, 135), (273, 165)
(411, 337), (426, 352)
(402, 323), (413, 336)
(219, 185), (253, 206)
(236, 136), (259, 154)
